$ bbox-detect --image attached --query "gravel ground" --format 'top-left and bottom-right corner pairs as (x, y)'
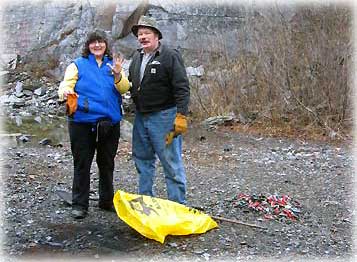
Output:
(0, 122), (355, 262)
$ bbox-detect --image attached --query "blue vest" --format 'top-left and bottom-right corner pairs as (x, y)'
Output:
(71, 54), (122, 124)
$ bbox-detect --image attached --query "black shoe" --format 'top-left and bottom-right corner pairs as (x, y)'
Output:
(99, 203), (116, 212)
(72, 208), (87, 219)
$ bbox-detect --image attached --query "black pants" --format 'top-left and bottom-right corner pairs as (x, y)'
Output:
(68, 121), (120, 210)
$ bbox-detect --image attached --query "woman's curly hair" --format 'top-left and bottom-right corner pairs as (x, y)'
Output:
(82, 30), (113, 59)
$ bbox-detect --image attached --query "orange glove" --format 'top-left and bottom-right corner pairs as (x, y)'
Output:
(66, 93), (78, 117)
(165, 113), (188, 146)
(174, 113), (187, 134)
(165, 130), (177, 145)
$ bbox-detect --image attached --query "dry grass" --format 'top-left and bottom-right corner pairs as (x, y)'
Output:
(189, 4), (353, 140)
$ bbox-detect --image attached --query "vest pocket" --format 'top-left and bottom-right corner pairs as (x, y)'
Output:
(83, 98), (89, 113)
(77, 96), (89, 113)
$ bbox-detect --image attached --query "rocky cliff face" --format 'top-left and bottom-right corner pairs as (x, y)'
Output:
(1, 0), (252, 79)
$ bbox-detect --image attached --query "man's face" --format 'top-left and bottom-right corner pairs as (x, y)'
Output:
(137, 27), (159, 52)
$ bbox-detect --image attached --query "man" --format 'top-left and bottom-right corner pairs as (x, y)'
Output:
(128, 15), (190, 204)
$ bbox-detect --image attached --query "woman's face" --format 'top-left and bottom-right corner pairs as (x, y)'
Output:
(89, 40), (106, 58)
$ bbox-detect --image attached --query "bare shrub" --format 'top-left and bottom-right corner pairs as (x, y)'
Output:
(189, 4), (352, 138)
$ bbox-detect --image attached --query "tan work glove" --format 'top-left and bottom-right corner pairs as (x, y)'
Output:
(66, 93), (78, 117)
(174, 113), (188, 134)
(165, 113), (188, 145)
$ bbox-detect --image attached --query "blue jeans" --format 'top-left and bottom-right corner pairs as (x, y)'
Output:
(132, 107), (186, 204)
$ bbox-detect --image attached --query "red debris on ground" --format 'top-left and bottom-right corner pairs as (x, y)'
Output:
(233, 193), (301, 221)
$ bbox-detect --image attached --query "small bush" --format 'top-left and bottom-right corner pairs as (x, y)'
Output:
(189, 4), (352, 139)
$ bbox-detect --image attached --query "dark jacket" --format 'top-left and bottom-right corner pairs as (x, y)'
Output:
(128, 44), (190, 115)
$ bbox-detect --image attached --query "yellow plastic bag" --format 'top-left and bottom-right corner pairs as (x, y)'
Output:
(113, 190), (218, 243)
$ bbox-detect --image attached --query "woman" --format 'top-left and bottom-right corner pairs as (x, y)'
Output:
(58, 30), (130, 219)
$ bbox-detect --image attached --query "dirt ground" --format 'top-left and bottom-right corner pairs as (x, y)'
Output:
(1, 122), (355, 262)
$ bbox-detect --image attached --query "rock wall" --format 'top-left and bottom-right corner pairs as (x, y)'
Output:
(0, 0), (263, 79)
(2, 1), (74, 55)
